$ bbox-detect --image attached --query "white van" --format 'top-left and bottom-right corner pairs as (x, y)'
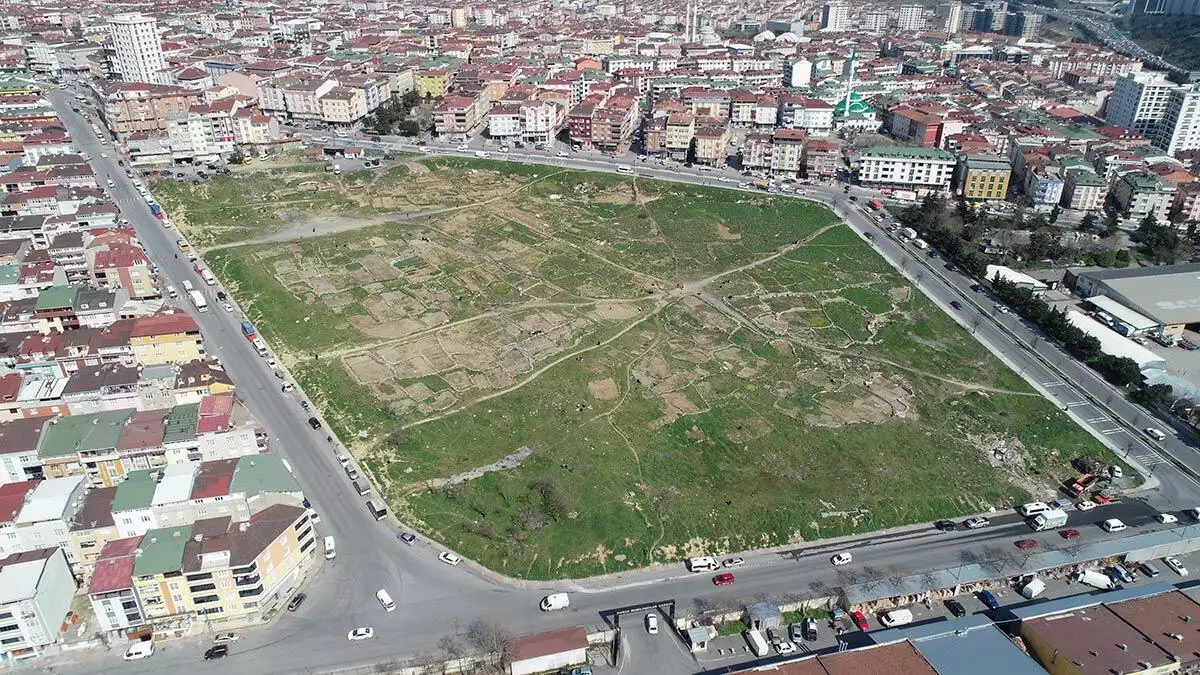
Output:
(744, 629), (769, 657)
(166, 285), (178, 299)
(1020, 578), (1046, 599)
(687, 556), (719, 572)
(1101, 518), (1127, 533)
(182, 279), (194, 292)
(1018, 502), (1050, 517)
(376, 588), (395, 612)
(366, 500), (387, 521)
(1076, 569), (1115, 590)
(324, 535), (336, 560)
(123, 640), (155, 661)
(617, 165), (634, 174)
(880, 608), (913, 627)
(539, 592), (569, 611)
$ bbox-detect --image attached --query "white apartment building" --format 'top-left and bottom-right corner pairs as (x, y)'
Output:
(1105, 70), (1177, 136)
(858, 146), (957, 188)
(897, 5), (926, 30)
(522, 101), (564, 145)
(108, 14), (166, 84)
(945, 2), (964, 33)
(488, 105), (522, 140)
(1153, 83), (1200, 155)
(0, 548), (75, 659)
(862, 12), (891, 33)
(821, 1), (850, 31)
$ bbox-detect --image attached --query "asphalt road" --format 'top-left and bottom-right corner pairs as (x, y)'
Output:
(39, 100), (1200, 675)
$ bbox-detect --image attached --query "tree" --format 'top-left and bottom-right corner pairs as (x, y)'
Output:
(1100, 211), (1121, 238)
(1049, 204), (1061, 224)
(465, 619), (515, 673)
(1026, 228), (1063, 261)
(1090, 354), (1145, 388)
(1133, 382), (1174, 408)
(1079, 212), (1098, 232)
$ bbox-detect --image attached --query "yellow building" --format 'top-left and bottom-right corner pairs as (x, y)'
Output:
(318, 86), (367, 125)
(416, 69), (453, 99)
(957, 154), (1012, 202)
(128, 313), (205, 366)
(131, 525), (197, 623)
(665, 112), (696, 154)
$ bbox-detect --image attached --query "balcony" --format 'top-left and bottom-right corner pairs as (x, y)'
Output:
(234, 574), (260, 587)
(237, 584), (263, 598)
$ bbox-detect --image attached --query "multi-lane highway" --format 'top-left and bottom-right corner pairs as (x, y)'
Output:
(43, 93), (1200, 675)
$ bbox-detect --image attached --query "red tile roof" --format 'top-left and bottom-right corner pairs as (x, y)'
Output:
(86, 536), (142, 595)
(129, 312), (200, 338)
(190, 458), (237, 500)
(0, 480), (38, 524)
(510, 626), (588, 662)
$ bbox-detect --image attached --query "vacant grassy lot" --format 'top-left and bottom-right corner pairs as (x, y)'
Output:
(176, 158), (1113, 579)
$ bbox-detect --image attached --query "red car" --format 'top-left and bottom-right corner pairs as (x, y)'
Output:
(712, 573), (735, 586)
(1094, 494), (1116, 505)
(1015, 539), (1039, 550)
(851, 611), (870, 631)
(1060, 528), (1081, 539)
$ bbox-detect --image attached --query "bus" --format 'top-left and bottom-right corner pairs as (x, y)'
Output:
(188, 290), (208, 312)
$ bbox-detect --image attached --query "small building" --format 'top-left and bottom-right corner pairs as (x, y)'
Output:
(509, 625), (589, 675)
(686, 625), (714, 652)
(986, 265), (1049, 294)
(746, 601), (783, 630)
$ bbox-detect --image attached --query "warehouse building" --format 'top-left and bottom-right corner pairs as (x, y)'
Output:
(1069, 263), (1200, 336)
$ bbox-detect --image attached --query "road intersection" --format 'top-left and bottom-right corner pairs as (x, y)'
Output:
(40, 97), (1200, 674)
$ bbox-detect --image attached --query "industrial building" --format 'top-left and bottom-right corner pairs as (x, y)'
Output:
(1070, 263), (1200, 336)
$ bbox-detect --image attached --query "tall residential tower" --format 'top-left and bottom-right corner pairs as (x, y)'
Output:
(108, 13), (166, 84)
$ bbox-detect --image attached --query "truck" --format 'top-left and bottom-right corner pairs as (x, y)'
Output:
(868, 199), (883, 210)
(745, 629), (770, 657)
(900, 227), (918, 240)
(200, 268), (216, 286)
(149, 202), (164, 220)
(241, 321), (257, 341)
(188, 290), (208, 312)
(1069, 473), (1098, 495)
(891, 189), (918, 202)
(1075, 569), (1115, 590)
(251, 337), (269, 357)
(1029, 508), (1068, 531)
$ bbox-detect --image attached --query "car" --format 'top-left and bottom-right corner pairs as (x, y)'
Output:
(1076, 500), (1097, 512)
(945, 599), (967, 617)
(645, 613), (658, 634)
(1144, 427), (1167, 441)
(1157, 513), (1179, 524)
(100, 152), (108, 158)
(950, 300), (963, 310)
(309, 511), (320, 524)
(789, 622), (804, 642)
(1060, 528), (1081, 539)
(934, 520), (956, 532)
(347, 627), (374, 641)
(970, 283), (983, 292)
(287, 593), (306, 611)
(221, 302), (233, 312)
(399, 532), (416, 544)
(300, 400), (310, 410)
(565, 667), (593, 675)
(1165, 556), (1189, 576)
(1137, 561), (1161, 578)
(963, 516), (990, 529)
(308, 417), (321, 429)
(801, 617), (818, 641)
(831, 552), (853, 566)
(851, 610), (870, 631)
(267, 358), (278, 368)
(1110, 466), (1124, 479)
(212, 633), (238, 644)
(712, 572), (735, 586)
(281, 383), (295, 393)
(204, 645), (229, 660)
(1109, 564), (1134, 584)
(1015, 539), (1039, 550)
(439, 552), (461, 566)
(978, 590), (1001, 610)
(994, 304), (1010, 314)
(1100, 518), (1126, 532)
(216, 291), (227, 301)
(722, 556), (745, 568)
(1093, 494), (1116, 505)
(556, 151), (569, 157)
(776, 641), (797, 655)
(337, 454), (350, 467)
(123, 642), (155, 661)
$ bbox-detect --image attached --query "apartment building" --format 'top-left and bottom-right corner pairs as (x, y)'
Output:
(778, 95), (835, 135)
(1106, 70), (1177, 137)
(590, 97), (639, 151)
(318, 87), (367, 126)
(740, 132), (772, 172)
(108, 14), (166, 85)
(956, 154), (1012, 201)
(0, 548), (75, 660)
(665, 113), (696, 157)
(87, 536), (145, 632)
(433, 95), (487, 137)
(1111, 170), (1176, 222)
(771, 129), (806, 176)
(803, 139), (842, 178)
(693, 126), (731, 166)
(99, 83), (201, 135)
(1153, 83), (1200, 155)
(1062, 170), (1107, 211)
(858, 146), (956, 189)
(0, 476), (87, 565)
(127, 313), (204, 367)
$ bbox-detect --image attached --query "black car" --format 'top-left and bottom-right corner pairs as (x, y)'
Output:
(399, 532), (416, 545)
(945, 599), (967, 618)
(934, 520), (956, 532)
(205, 645), (229, 660)
(308, 417), (321, 430)
(950, 300), (963, 310)
(970, 284), (983, 292)
(216, 291), (227, 301)
(287, 593), (306, 611)
(302, 497), (311, 509)
(863, 231), (874, 239)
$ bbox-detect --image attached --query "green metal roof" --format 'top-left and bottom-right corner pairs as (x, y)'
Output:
(33, 285), (79, 311)
(112, 469), (157, 512)
(862, 145), (955, 160)
(0, 263), (18, 286)
(1071, 171), (1106, 186)
(232, 454), (301, 495)
(37, 409), (136, 459)
(162, 404), (199, 444)
(1122, 171), (1168, 190)
(132, 525), (192, 577)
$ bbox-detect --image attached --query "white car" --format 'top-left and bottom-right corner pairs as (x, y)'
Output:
(100, 152), (108, 158)
(1165, 556), (1189, 576)
(645, 613), (658, 634)
(123, 642), (155, 661)
(281, 382), (295, 393)
(439, 552), (461, 566)
(212, 633), (238, 644)
(1100, 518), (1126, 532)
(1144, 427), (1166, 441)
(963, 517), (990, 529)
(556, 151), (569, 157)
(994, 304), (1010, 314)
(722, 556), (745, 568)
(347, 627), (374, 641)
(831, 552), (852, 566)
(337, 454), (350, 467)
(1075, 500), (1097, 512)
(222, 302), (233, 312)
(266, 358), (277, 368)
(776, 641), (797, 655)
(1156, 513), (1179, 524)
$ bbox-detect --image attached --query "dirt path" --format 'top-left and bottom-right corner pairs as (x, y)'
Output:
(202, 169), (573, 252)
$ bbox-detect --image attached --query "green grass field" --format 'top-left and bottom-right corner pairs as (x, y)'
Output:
(178, 158), (1117, 579)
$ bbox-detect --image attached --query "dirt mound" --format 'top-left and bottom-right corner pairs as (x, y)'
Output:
(805, 372), (917, 427)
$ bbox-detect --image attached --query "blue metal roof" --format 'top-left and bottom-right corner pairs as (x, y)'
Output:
(873, 617), (1045, 675)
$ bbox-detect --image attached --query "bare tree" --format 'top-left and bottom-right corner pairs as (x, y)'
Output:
(808, 579), (830, 597)
(920, 569), (940, 593)
(887, 564), (909, 591)
(465, 619), (515, 672)
(860, 566), (885, 593)
(982, 546), (1019, 575)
